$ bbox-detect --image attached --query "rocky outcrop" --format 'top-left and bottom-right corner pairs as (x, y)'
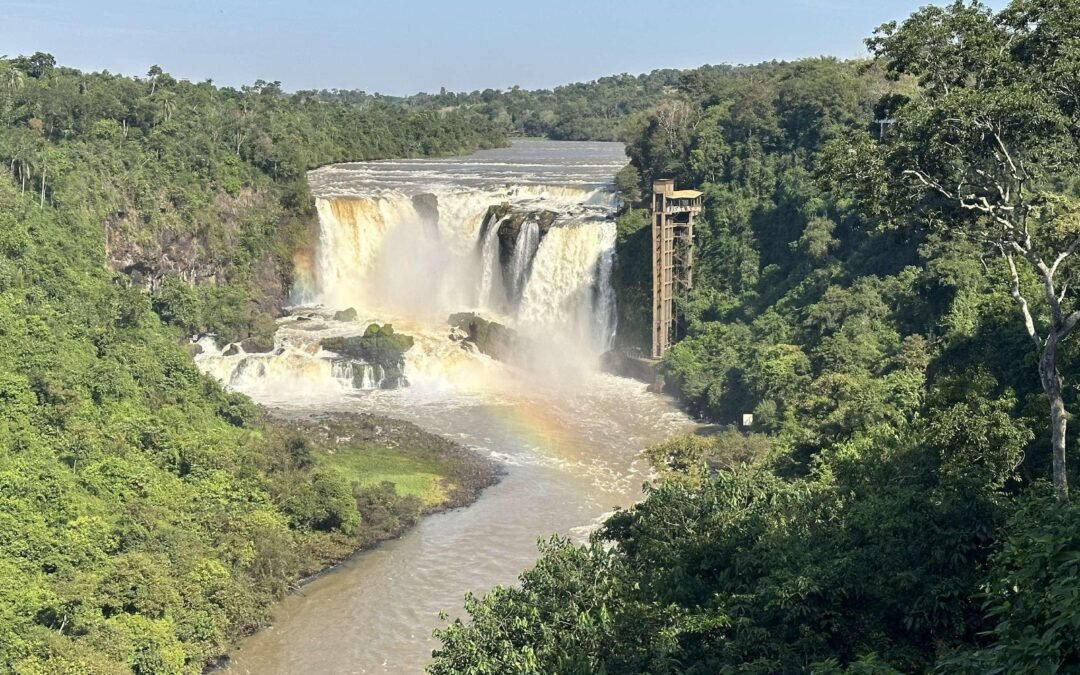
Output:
(321, 324), (415, 389)
(106, 189), (255, 289)
(495, 210), (557, 269)
(105, 187), (317, 340)
(412, 193), (440, 236)
(333, 307), (358, 322)
(600, 349), (665, 391)
(448, 313), (519, 361)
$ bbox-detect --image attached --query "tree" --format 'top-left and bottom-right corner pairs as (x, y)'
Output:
(3, 65), (24, 94)
(869, 0), (1080, 500)
(13, 52), (55, 79)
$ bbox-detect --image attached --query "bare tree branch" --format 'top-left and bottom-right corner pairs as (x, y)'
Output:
(1004, 250), (1042, 348)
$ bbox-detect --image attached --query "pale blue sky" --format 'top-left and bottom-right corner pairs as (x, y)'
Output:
(0, 0), (1008, 95)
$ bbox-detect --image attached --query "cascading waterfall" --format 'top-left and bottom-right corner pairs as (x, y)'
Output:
(306, 189), (618, 337)
(507, 218), (540, 304)
(477, 217), (505, 311)
(218, 141), (699, 675)
(199, 141), (626, 395)
(518, 218), (618, 352)
(592, 244), (618, 352)
(331, 359), (380, 390)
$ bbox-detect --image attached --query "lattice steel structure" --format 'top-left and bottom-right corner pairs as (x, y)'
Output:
(651, 179), (701, 359)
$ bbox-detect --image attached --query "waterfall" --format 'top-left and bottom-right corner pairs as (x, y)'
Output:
(477, 215), (506, 311)
(331, 358), (381, 390)
(313, 196), (419, 311)
(202, 142), (628, 395)
(593, 244), (617, 352)
(507, 218), (540, 303)
(517, 218), (617, 351)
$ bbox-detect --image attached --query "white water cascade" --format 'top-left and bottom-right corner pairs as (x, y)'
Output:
(507, 218), (540, 303)
(197, 140), (627, 396)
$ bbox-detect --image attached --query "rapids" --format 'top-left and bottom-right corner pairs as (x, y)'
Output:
(199, 140), (697, 673)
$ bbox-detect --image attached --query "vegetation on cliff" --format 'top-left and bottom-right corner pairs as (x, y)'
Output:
(432, 1), (1080, 672)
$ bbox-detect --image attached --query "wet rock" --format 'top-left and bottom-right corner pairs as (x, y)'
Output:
(496, 209), (557, 256)
(241, 335), (276, 353)
(647, 376), (667, 394)
(321, 323), (415, 389)
(601, 349), (667, 391)
(223, 344), (241, 357)
(333, 307), (358, 322)
(412, 193), (440, 236)
(447, 312), (518, 361)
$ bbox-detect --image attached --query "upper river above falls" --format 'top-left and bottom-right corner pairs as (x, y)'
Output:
(199, 140), (698, 674)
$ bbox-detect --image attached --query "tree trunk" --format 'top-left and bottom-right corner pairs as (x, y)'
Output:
(39, 167), (46, 208)
(1041, 337), (1070, 501)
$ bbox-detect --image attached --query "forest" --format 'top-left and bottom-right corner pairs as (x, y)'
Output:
(308, 68), (687, 141)
(430, 0), (1080, 673)
(0, 56), (502, 671)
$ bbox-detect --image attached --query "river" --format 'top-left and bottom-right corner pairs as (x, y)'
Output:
(199, 140), (697, 674)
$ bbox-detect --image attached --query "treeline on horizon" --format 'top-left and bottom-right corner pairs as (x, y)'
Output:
(429, 0), (1080, 673)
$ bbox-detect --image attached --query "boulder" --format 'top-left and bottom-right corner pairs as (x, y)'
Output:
(241, 334), (275, 353)
(222, 344), (241, 357)
(448, 313), (518, 361)
(333, 307), (358, 322)
(321, 323), (415, 389)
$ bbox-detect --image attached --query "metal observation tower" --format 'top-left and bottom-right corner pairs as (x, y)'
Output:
(651, 179), (700, 359)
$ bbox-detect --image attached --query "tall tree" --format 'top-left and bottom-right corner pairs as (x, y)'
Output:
(870, 0), (1080, 500)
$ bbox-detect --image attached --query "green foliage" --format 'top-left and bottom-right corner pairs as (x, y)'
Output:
(434, 3), (1080, 673)
(381, 71), (685, 141)
(0, 55), (500, 673)
(948, 493), (1080, 673)
(434, 424), (1018, 673)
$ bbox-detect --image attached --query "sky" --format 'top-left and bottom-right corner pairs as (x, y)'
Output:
(0, 0), (1009, 96)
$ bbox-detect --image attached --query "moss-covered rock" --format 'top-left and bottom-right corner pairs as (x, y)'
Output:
(241, 334), (276, 353)
(321, 323), (415, 389)
(333, 307), (358, 322)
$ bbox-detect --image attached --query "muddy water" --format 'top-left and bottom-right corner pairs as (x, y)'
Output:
(223, 376), (694, 674)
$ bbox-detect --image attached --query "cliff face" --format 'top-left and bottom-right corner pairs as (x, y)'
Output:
(104, 185), (320, 339)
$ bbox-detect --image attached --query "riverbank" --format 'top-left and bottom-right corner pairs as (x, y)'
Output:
(269, 409), (499, 574)
(211, 409), (499, 670)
